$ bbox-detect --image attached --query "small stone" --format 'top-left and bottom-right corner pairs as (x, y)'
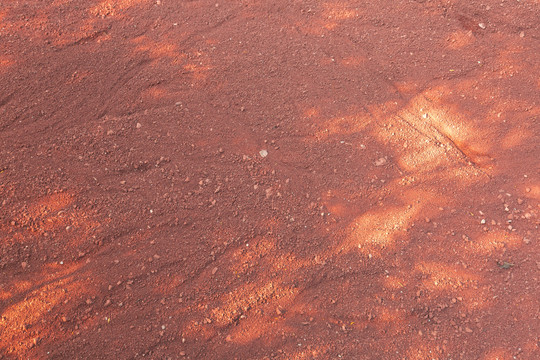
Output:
(21, 262), (28, 269)
(374, 157), (387, 166)
(212, 267), (218, 275)
(136, 123), (142, 129)
(519, 31), (525, 38)
(497, 261), (514, 269)
(180, 352), (186, 356)
(478, 23), (486, 29)
(259, 149), (268, 158)
(517, 198), (524, 205)
(465, 327), (473, 333)
(525, 187), (531, 193)
(226, 335), (232, 342)
(104, 299), (111, 307)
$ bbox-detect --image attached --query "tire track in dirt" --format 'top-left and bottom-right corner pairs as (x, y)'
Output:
(404, 93), (492, 177)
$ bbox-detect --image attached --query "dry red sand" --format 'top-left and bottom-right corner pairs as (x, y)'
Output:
(1, 0), (539, 359)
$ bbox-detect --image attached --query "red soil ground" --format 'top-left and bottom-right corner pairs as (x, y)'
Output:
(1, 0), (539, 359)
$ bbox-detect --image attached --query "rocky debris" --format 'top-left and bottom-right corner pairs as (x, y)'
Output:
(374, 157), (387, 166)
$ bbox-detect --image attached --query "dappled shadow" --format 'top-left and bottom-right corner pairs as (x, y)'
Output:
(1, 0), (539, 359)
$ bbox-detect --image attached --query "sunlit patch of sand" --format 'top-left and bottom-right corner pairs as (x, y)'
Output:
(132, 36), (183, 60)
(293, 1), (364, 36)
(340, 56), (367, 67)
(415, 262), (480, 291)
(322, 2), (362, 21)
(314, 113), (372, 142)
(183, 63), (213, 82)
(385, 90), (492, 174)
(384, 275), (407, 290)
(446, 30), (475, 49)
(347, 202), (420, 257)
(500, 126), (533, 150)
(8, 192), (101, 242)
(211, 281), (297, 328)
(303, 106), (320, 118)
(465, 230), (524, 255)
(0, 56), (14, 73)
(90, 0), (147, 18)
(0, 263), (88, 354)
(406, 343), (443, 360)
(481, 348), (513, 360)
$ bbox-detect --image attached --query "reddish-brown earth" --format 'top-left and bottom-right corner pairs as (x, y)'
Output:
(1, 0), (539, 359)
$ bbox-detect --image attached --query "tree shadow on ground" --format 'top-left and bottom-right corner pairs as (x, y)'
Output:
(1, 0), (539, 359)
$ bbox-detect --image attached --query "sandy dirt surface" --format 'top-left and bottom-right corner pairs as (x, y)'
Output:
(1, 0), (539, 359)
